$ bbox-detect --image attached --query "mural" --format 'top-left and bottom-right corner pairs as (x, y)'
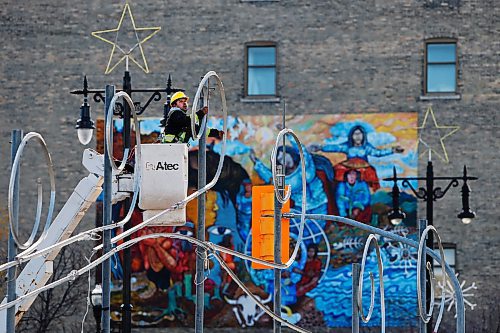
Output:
(96, 113), (419, 329)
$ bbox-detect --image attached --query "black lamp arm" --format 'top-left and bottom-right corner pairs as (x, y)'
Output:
(138, 91), (162, 115)
(93, 92), (105, 104)
(401, 179), (426, 200)
(433, 179), (460, 200)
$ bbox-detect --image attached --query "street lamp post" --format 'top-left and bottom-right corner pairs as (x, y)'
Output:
(71, 73), (184, 332)
(384, 159), (477, 331)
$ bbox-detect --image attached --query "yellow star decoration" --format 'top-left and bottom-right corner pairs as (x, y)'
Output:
(417, 106), (460, 163)
(91, 3), (161, 74)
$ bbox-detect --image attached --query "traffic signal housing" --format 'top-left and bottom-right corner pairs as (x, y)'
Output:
(251, 185), (290, 269)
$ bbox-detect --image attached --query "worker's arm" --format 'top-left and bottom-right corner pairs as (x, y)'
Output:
(196, 107), (223, 139)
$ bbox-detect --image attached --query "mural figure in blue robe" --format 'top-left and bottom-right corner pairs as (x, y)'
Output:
(250, 144), (328, 216)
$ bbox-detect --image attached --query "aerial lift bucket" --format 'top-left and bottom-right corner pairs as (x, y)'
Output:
(138, 143), (188, 226)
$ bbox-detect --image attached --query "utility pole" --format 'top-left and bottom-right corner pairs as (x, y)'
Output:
(195, 79), (209, 333)
(121, 70), (133, 333)
(6, 129), (23, 333)
(102, 85), (115, 333)
(273, 101), (286, 333)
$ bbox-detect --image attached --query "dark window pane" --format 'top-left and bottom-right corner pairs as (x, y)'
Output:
(428, 44), (456, 63)
(427, 64), (456, 92)
(248, 67), (276, 95)
(248, 47), (276, 66)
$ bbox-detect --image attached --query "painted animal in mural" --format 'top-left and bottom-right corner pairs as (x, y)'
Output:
(224, 293), (272, 327)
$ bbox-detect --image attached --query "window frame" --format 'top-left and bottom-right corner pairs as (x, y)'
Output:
(432, 242), (457, 278)
(244, 41), (278, 98)
(424, 38), (458, 95)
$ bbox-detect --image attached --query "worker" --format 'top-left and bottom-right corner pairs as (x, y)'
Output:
(160, 91), (222, 143)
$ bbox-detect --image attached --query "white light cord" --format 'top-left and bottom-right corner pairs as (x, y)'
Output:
(95, 70), (229, 250)
(270, 128), (307, 268)
(80, 253), (94, 333)
(8, 132), (56, 252)
(0, 91), (142, 273)
(0, 233), (311, 333)
(417, 225), (447, 332)
(104, 91), (143, 228)
(357, 234), (385, 332)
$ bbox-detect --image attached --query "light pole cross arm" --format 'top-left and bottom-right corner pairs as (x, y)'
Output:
(433, 178), (460, 200)
(401, 179), (427, 200)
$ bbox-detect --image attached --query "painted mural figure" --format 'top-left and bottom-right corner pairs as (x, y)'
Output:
(336, 169), (371, 223)
(310, 125), (404, 191)
(295, 244), (322, 297)
(249, 144), (328, 215)
(281, 260), (303, 306)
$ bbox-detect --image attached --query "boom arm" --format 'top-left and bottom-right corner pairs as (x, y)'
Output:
(0, 149), (106, 328)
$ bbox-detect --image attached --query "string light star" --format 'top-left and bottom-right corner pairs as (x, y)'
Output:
(417, 106), (460, 163)
(91, 3), (161, 74)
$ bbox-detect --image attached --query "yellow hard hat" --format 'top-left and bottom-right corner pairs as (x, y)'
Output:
(170, 91), (189, 106)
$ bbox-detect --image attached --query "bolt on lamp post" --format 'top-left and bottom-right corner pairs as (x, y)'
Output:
(71, 73), (183, 333)
(383, 159), (477, 331)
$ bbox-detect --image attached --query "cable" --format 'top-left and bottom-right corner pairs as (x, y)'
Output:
(104, 91), (142, 228)
(211, 251), (310, 333)
(0, 232), (311, 333)
(0, 220), (458, 333)
(0, 91), (143, 273)
(80, 253), (95, 333)
(270, 129), (307, 269)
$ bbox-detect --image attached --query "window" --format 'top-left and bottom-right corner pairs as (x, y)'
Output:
(245, 43), (277, 97)
(432, 243), (457, 300)
(425, 40), (457, 94)
(433, 242), (456, 278)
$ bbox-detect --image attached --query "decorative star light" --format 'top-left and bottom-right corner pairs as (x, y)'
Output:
(417, 107), (459, 163)
(91, 3), (161, 74)
(435, 273), (477, 317)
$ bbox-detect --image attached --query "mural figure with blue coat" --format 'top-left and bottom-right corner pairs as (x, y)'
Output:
(310, 124), (404, 191)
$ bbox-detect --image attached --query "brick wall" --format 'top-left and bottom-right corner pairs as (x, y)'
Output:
(0, 0), (498, 329)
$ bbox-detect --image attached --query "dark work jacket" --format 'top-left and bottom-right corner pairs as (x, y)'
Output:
(163, 107), (219, 143)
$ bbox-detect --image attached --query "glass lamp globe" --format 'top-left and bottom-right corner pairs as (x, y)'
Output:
(77, 128), (93, 145)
